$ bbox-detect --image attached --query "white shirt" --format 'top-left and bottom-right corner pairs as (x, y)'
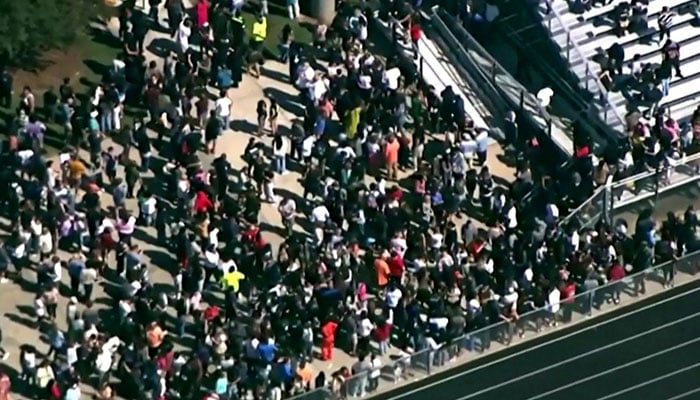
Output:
(358, 75), (372, 90)
(386, 287), (403, 308)
(302, 135), (316, 157)
(311, 205), (330, 224)
(95, 351), (112, 373)
(204, 249), (220, 268)
(505, 206), (517, 229)
(383, 67), (401, 90)
(177, 24), (191, 52)
(67, 344), (79, 366)
(548, 288), (561, 314)
(141, 197), (157, 215)
(53, 261), (62, 282)
(215, 97), (232, 117)
(359, 318), (374, 337)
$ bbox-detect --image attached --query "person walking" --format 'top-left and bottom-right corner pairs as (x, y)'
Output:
(662, 38), (683, 78)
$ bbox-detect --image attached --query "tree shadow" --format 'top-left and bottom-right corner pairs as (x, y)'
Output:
(143, 248), (176, 275)
(88, 25), (123, 49)
(230, 119), (258, 135)
(83, 59), (109, 81)
(260, 66), (289, 84)
(262, 86), (305, 116)
(147, 37), (179, 58)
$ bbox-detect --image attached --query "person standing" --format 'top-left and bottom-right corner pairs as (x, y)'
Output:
(384, 134), (400, 180)
(320, 318), (338, 361)
(215, 90), (232, 131)
(658, 6), (676, 43)
(662, 38), (683, 78)
(0, 68), (12, 109)
(166, 0), (183, 34)
(175, 18), (192, 55)
(256, 99), (268, 136)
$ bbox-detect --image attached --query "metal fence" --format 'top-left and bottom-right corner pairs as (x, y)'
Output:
(541, 1), (626, 130)
(289, 249), (700, 400)
(560, 151), (700, 227)
(429, 6), (574, 156)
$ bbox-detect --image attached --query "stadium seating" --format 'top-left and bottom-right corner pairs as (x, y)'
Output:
(537, 0), (700, 132)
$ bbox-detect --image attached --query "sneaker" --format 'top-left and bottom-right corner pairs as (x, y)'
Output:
(1, 352), (8, 361)
(0, 278), (8, 284)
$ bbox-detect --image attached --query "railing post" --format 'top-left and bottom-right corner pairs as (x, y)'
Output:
(587, 289), (594, 317)
(566, 32), (571, 61)
(519, 89), (525, 112)
(420, 56), (424, 79)
(654, 164), (661, 201)
(547, 118), (552, 139)
(602, 184), (610, 223)
(585, 63), (590, 91)
(491, 61), (497, 83)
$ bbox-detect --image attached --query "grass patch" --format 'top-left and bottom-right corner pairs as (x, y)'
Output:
(241, 4), (314, 58)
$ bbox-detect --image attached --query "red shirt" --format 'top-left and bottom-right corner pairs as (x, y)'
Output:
(196, 0), (209, 27)
(608, 264), (626, 281)
(374, 323), (392, 341)
(388, 254), (405, 278)
(193, 191), (214, 213)
(561, 283), (576, 303)
(410, 24), (423, 41)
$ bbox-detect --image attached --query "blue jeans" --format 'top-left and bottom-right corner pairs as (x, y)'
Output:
(100, 111), (113, 132)
(140, 152), (151, 172)
(278, 44), (290, 63)
(275, 155), (286, 173)
(220, 115), (230, 131)
(661, 78), (670, 97)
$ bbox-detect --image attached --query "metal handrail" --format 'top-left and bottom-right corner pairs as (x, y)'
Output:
(544, 4), (627, 131)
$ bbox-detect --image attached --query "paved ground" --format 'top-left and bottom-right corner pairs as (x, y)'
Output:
(0, 2), (519, 399)
(373, 270), (700, 400)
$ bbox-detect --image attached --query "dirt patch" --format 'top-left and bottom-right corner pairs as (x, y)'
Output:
(12, 46), (89, 94)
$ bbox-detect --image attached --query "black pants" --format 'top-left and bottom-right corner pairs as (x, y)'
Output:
(83, 283), (94, 303)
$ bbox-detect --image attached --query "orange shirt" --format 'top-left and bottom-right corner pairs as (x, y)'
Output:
(146, 325), (165, 348)
(374, 258), (390, 287)
(384, 140), (399, 163)
(297, 365), (313, 384)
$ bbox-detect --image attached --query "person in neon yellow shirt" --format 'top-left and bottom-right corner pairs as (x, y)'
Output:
(221, 266), (246, 292)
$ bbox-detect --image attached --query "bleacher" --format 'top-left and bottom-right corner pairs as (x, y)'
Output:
(373, 17), (490, 133)
(537, 0), (700, 132)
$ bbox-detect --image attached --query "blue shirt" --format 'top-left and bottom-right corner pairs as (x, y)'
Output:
(258, 342), (277, 363)
(217, 69), (233, 89)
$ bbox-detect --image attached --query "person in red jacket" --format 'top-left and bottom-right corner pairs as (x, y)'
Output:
(608, 261), (626, 304)
(193, 190), (214, 214)
(388, 251), (405, 282)
(409, 16), (423, 60)
(321, 319), (339, 361)
(196, 0), (210, 28)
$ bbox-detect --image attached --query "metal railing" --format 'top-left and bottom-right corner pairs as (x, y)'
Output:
(560, 151), (700, 227)
(542, 3), (626, 131)
(289, 249), (700, 400)
(429, 6), (573, 157)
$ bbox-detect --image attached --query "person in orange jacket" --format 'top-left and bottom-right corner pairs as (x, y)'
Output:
(321, 319), (339, 361)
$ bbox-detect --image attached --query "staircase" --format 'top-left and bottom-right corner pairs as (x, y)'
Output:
(373, 17), (490, 132)
(536, 0), (700, 131)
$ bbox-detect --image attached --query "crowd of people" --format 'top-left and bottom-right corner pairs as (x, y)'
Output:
(0, 0), (694, 400)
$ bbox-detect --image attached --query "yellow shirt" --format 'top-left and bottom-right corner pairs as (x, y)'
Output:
(252, 17), (267, 42)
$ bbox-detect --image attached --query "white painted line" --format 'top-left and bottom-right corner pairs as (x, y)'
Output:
(384, 284), (700, 400)
(663, 387), (700, 400)
(596, 363), (700, 400)
(523, 337), (700, 400)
